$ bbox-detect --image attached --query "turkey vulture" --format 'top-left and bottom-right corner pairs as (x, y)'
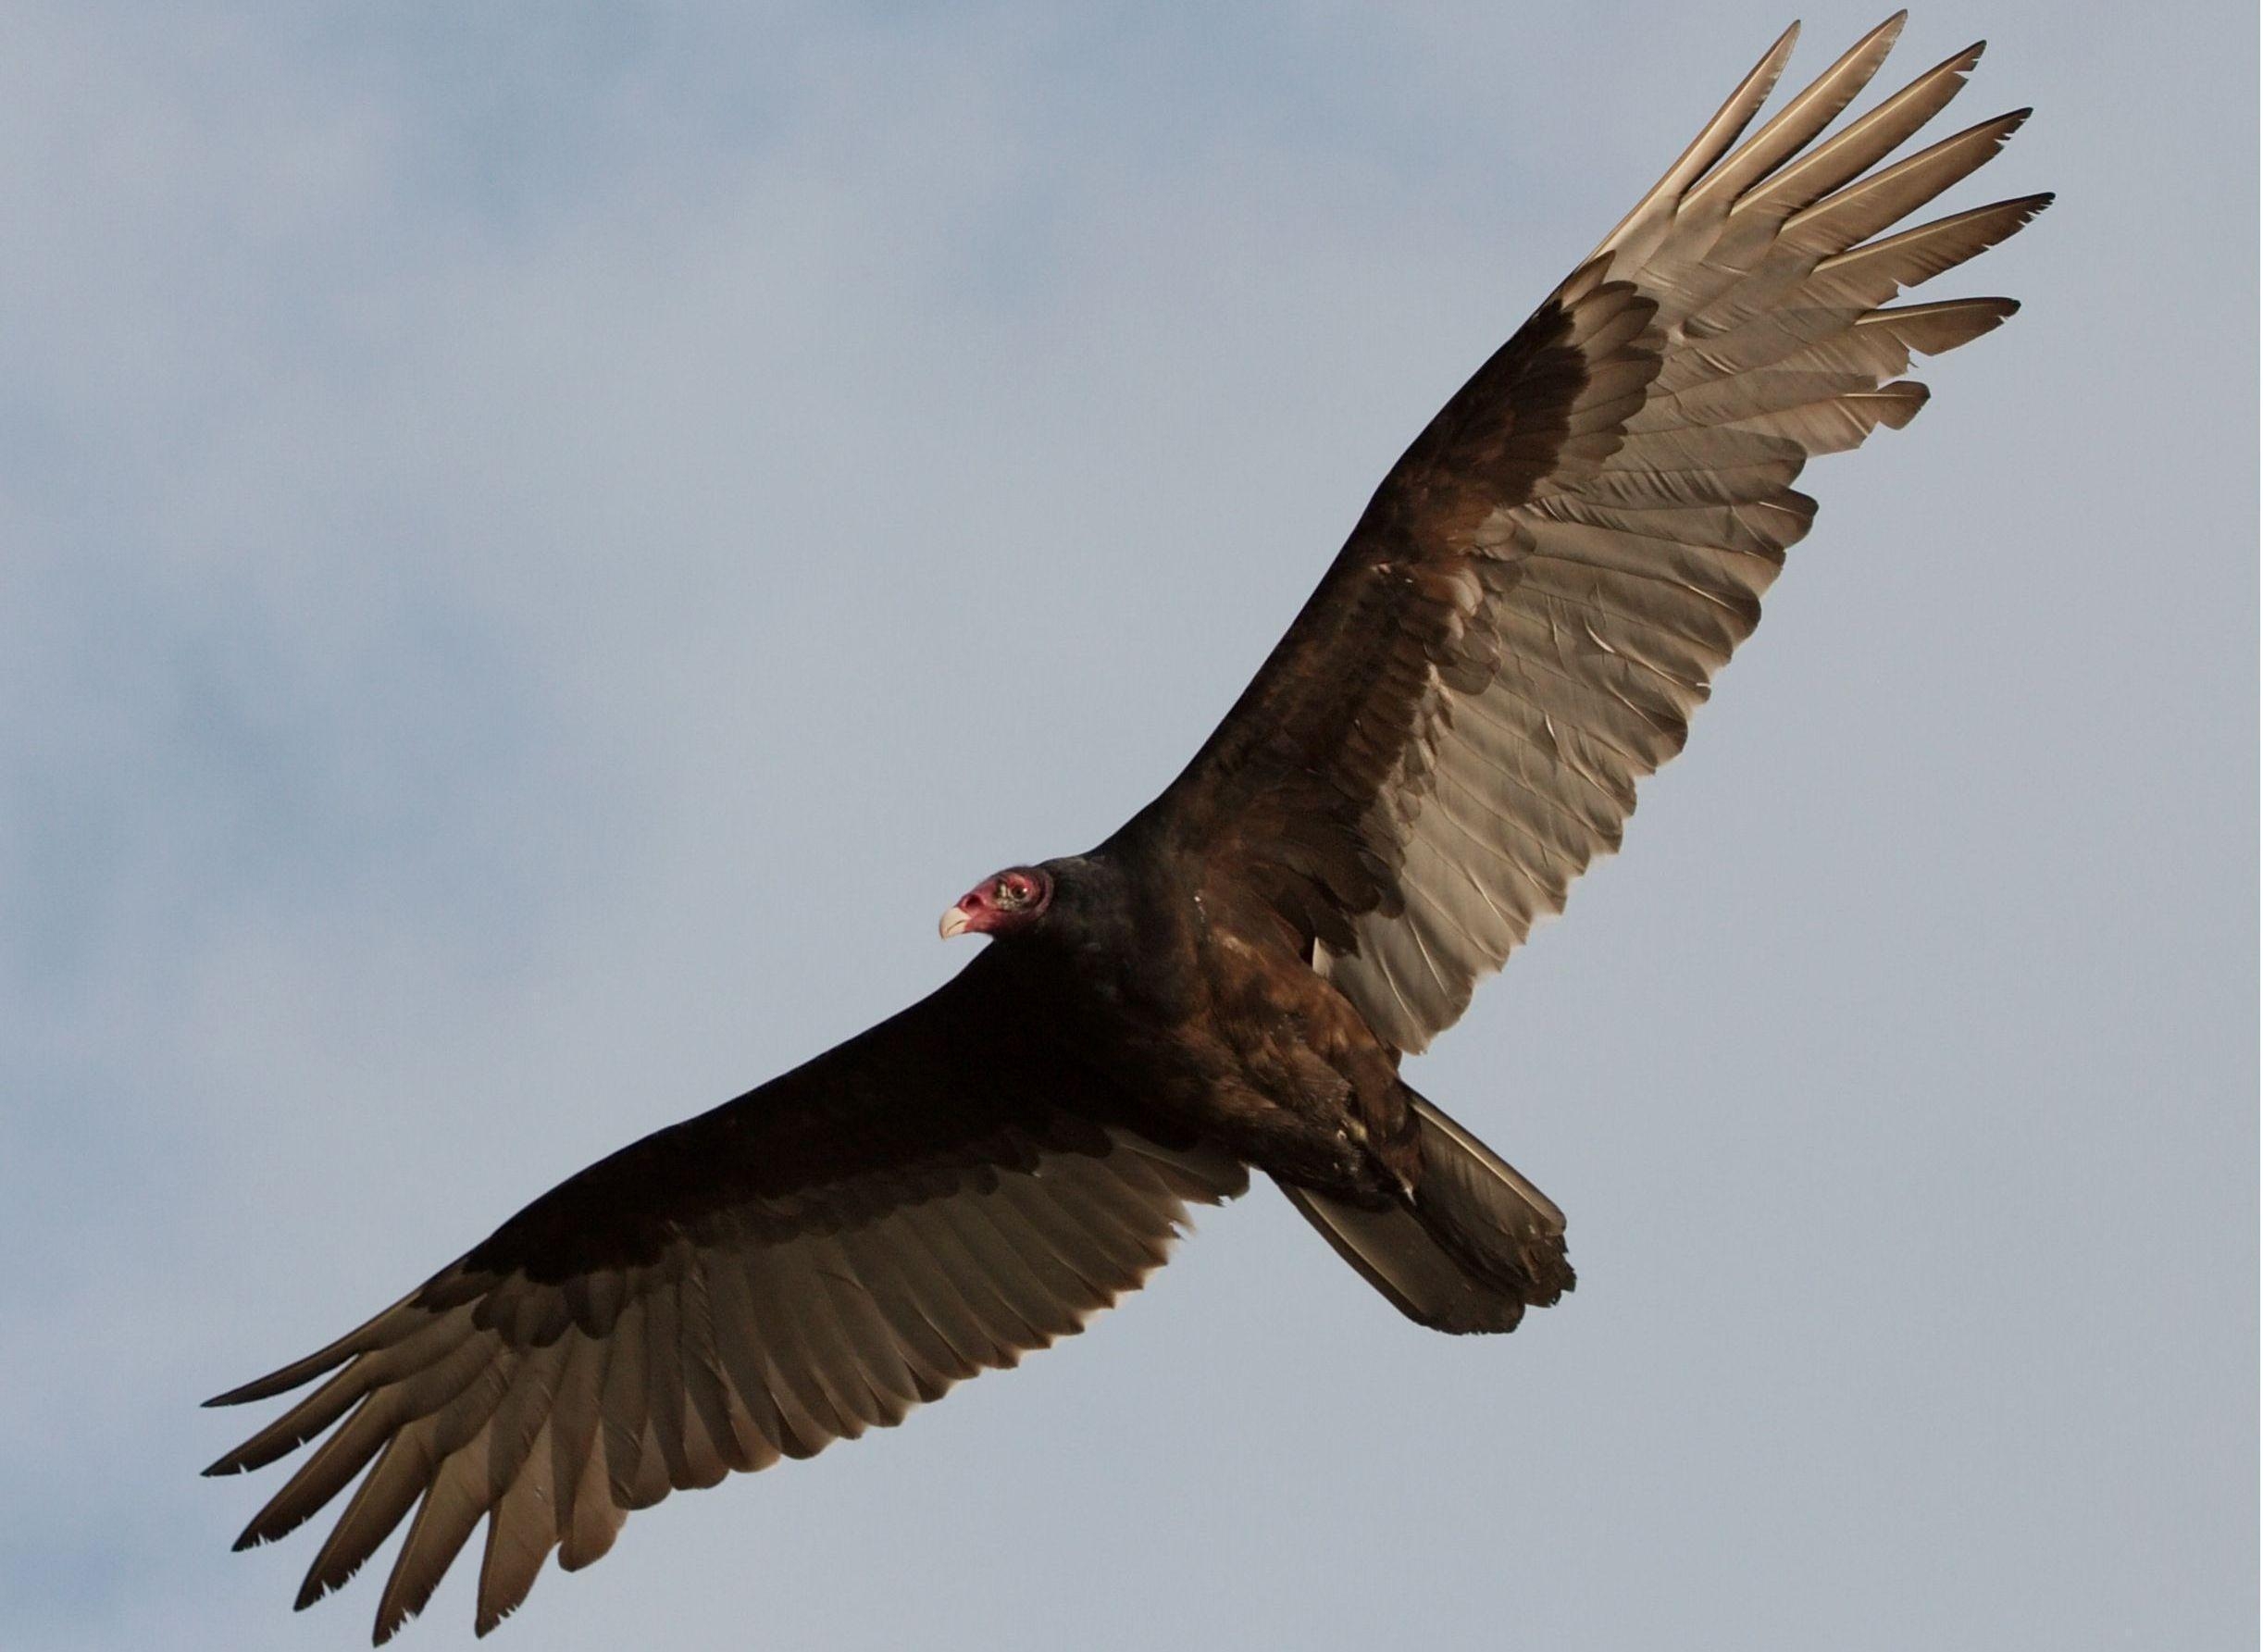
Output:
(207, 15), (2046, 1641)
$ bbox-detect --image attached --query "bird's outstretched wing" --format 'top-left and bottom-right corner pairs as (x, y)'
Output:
(204, 950), (1245, 1643)
(1138, 15), (2047, 1052)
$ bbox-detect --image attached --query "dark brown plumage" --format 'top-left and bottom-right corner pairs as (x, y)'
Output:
(206, 15), (2045, 1640)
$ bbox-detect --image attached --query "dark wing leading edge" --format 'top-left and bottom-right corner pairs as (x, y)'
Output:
(1138, 16), (2046, 1053)
(204, 950), (1245, 1643)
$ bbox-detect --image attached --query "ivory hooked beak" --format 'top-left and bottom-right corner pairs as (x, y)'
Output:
(939, 903), (973, 940)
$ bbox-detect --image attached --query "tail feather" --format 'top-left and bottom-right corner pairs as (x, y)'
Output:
(1280, 1093), (1573, 1335)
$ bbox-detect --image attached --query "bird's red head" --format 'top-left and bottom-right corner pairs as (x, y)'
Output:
(939, 865), (1053, 939)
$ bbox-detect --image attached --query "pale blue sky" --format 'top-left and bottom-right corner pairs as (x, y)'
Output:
(5, 4), (2255, 1648)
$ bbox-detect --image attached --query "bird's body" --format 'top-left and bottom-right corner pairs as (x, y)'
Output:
(206, 15), (2046, 1641)
(1038, 832), (1417, 1200)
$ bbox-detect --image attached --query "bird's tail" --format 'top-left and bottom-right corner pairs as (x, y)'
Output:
(1279, 1091), (1573, 1335)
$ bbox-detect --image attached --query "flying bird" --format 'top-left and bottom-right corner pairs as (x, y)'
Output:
(207, 15), (2045, 1641)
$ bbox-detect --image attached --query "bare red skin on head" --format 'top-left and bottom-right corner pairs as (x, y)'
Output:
(942, 866), (1053, 938)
